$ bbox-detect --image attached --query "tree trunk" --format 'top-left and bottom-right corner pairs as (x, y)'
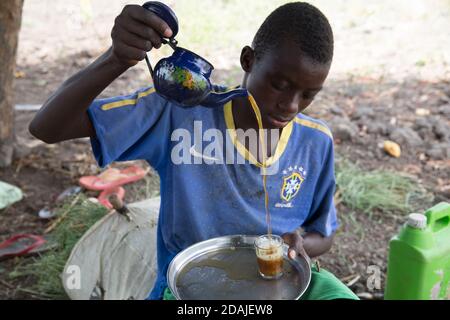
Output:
(0, 0), (24, 167)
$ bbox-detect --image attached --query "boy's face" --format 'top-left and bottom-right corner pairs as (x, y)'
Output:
(241, 41), (330, 129)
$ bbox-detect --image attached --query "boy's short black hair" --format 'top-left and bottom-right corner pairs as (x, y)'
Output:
(252, 2), (334, 64)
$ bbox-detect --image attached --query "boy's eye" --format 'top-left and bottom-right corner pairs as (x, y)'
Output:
(271, 81), (289, 91)
(302, 91), (319, 100)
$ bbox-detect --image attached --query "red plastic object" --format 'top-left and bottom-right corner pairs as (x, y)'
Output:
(98, 186), (126, 209)
(0, 234), (46, 260)
(79, 166), (147, 191)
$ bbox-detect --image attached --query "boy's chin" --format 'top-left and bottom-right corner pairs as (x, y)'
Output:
(265, 115), (291, 129)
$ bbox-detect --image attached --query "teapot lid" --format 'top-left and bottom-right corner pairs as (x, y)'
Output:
(142, 1), (179, 39)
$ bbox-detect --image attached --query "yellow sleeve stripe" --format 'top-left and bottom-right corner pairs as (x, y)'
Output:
(101, 87), (156, 111)
(294, 117), (333, 139)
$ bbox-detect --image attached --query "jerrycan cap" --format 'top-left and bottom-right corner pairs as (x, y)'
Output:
(407, 213), (427, 229)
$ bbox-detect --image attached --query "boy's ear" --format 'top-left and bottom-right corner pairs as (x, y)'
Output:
(240, 46), (255, 73)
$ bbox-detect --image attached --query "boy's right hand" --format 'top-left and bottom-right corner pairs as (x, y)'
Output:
(109, 5), (173, 67)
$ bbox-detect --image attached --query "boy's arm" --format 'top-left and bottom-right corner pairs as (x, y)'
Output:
(282, 230), (334, 259)
(29, 49), (128, 143)
(303, 231), (334, 257)
(29, 5), (173, 143)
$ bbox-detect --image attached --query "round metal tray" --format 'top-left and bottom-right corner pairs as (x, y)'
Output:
(167, 235), (311, 300)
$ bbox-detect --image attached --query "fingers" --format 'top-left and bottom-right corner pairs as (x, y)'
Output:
(281, 232), (296, 247)
(112, 41), (146, 62)
(125, 5), (173, 38)
(115, 18), (163, 49)
(288, 248), (296, 260)
(282, 232), (307, 260)
(110, 5), (174, 67)
(122, 30), (154, 51)
(296, 245), (309, 260)
(281, 233), (298, 259)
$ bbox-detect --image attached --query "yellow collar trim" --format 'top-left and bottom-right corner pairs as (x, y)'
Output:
(101, 87), (156, 111)
(224, 96), (293, 168)
(294, 117), (333, 139)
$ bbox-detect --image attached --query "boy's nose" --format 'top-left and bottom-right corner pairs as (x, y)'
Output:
(278, 96), (300, 114)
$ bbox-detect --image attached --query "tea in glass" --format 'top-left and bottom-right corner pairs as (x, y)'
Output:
(254, 234), (284, 279)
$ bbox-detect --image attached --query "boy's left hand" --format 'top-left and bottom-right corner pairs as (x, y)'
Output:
(281, 231), (309, 260)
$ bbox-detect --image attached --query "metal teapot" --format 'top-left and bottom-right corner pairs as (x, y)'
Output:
(142, 1), (248, 108)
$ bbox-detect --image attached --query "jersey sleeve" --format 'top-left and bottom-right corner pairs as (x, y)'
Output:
(302, 140), (339, 237)
(87, 86), (173, 171)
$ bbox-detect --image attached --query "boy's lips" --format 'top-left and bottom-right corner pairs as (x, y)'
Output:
(267, 114), (292, 128)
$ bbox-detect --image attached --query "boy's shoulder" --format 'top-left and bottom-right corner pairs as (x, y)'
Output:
(293, 113), (333, 141)
(95, 86), (214, 117)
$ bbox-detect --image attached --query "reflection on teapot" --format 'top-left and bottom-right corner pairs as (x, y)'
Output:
(153, 47), (248, 107)
(143, 1), (248, 108)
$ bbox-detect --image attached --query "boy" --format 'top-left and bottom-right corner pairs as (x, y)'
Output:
(30, 2), (358, 300)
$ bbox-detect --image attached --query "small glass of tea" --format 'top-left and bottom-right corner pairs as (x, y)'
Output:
(254, 234), (284, 280)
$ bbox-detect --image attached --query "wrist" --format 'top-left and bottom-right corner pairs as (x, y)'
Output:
(103, 48), (132, 73)
(292, 227), (304, 237)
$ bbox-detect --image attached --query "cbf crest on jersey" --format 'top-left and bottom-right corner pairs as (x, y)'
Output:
(280, 165), (307, 203)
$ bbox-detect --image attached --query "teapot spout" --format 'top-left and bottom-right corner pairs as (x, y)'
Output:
(201, 87), (248, 108)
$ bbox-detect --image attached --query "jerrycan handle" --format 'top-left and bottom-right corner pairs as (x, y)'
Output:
(425, 202), (450, 232)
(142, 1), (179, 78)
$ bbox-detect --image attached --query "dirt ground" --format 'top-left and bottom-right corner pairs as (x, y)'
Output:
(1, 0), (449, 299)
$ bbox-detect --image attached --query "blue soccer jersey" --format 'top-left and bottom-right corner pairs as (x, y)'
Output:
(87, 86), (338, 299)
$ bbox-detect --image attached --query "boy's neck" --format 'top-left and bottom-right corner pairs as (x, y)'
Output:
(231, 97), (281, 160)
(232, 96), (268, 132)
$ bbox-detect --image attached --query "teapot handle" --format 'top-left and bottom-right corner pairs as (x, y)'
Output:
(144, 55), (155, 78)
(142, 1), (179, 79)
